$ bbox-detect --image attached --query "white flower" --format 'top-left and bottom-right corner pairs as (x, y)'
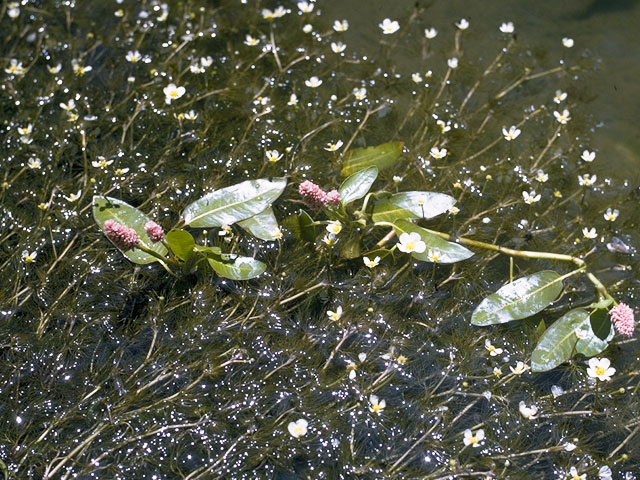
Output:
(456, 18), (470, 30)
(535, 170), (549, 182)
(114, 167), (130, 176)
(7, 2), (20, 18)
(353, 87), (367, 100)
(91, 157), (114, 169)
(484, 339), (503, 357)
(262, 6), (287, 20)
(60, 99), (76, 111)
(369, 394), (386, 414)
(603, 208), (619, 222)
(305, 76), (322, 88)
(598, 465), (612, 480)
(322, 234), (336, 246)
(325, 140), (343, 152)
(189, 63), (205, 74)
(327, 306), (343, 321)
(463, 429), (484, 447)
(287, 419), (308, 438)
(553, 90), (567, 104)
(218, 225), (232, 236)
(554, 109), (571, 124)
(581, 150), (596, 162)
(522, 190), (541, 204)
(163, 83), (186, 104)
(326, 221), (342, 235)
(5, 59), (26, 75)
(22, 250), (37, 263)
(393, 175), (403, 183)
(297, 1), (314, 13)
(518, 401), (538, 420)
(27, 157), (41, 169)
(578, 174), (597, 187)
(63, 190), (82, 202)
(287, 93), (298, 106)
(184, 110), (198, 120)
(363, 256), (380, 268)
(244, 34), (259, 46)
(411, 73), (423, 83)
(582, 227), (597, 239)
(499, 22), (514, 33)
(447, 57), (459, 69)
(200, 57), (213, 68)
(427, 249), (441, 263)
(302, 24), (313, 33)
(331, 42), (346, 53)
(346, 361), (357, 379)
(448, 205), (460, 215)
(266, 149), (283, 163)
(502, 125), (521, 141)
(379, 18), (400, 34)
(48, 64), (62, 74)
(510, 361), (529, 375)
(437, 119), (451, 133)
(587, 357), (615, 381)
(333, 19), (349, 32)
(563, 442), (577, 451)
(397, 232), (426, 254)
(562, 37), (575, 48)
(569, 466), (586, 480)
(430, 147), (447, 159)
(72, 60), (92, 76)
(424, 27), (437, 39)
(125, 50), (141, 63)
(17, 124), (32, 136)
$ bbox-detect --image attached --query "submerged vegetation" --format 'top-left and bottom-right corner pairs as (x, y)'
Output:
(1, 0), (639, 478)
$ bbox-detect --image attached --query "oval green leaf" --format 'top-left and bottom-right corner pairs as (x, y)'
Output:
(372, 201), (416, 224)
(338, 166), (378, 206)
(531, 308), (589, 372)
(93, 196), (168, 265)
(182, 178), (287, 228)
(238, 207), (281, 241)
(388, 191), (456, 219)
(341, 142), (403, 177)
(575, 309), (615, 357)
(471, 270), (564, 326)
(166, 229), (195, 261)
(393, 219), (474, 264)
(207, 255), (266, 280)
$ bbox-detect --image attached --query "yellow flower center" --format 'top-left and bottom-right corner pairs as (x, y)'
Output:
(404, 242), (416, 251)
(595, 366), (606, 377)
(371, 404), (383, 413)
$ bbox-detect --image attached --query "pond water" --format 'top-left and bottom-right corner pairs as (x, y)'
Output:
(1, 1), (639, 479)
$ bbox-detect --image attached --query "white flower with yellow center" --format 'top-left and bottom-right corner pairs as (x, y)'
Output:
(326, 221), (342, 235)
(562, 37), (575, 48)
(424, 27), (437, 39)
(28, 158), (42, 169)
(5, 59), (26, 75)
(448, 205), (460, 215)
(60, 99), (76, 111)
(363, 256), (380, 268)
(184, 110), (198, 121)
(297, 1), (314, 13)
(48, 64), (62, 74)
(92, 157), (114, 169)
(273, 229), (283, 240)
(353, 87), (367, 100)
(8, 2), (20, 18)
(114, 167), (130, 176)
(163, 83), (186, 104)
(502, 125), (521, 141)
(518, 401), (538, 420)
(63, 190), (82, 202)
(244, 35), (259, 46)
(333, 19), (349, 32)
(287, 419), (308, 438)
(522, 190), (541, 205)
(346, 361), (357, 379)
(379, 18), (400, 34)
(266, 150), (283, 163)
(587, 357), (615, 381)
(535, 170), (549, 183)
(484, 339), (503, 357)
(582, 227), (597, 239)
(325, 140), (343, 152)
(322, 234), (336, 246)
(510, 361), (529, 375)
(554, 109), (571, 124)
(430, 147), (447, 159)
(553, 90), (567, 104)
(447, 57), (459, 69)
(578, 174), (596, 187)
(581, 150), (596, 162)
(569, 466), (586, 480)
(305, 76), (322, 88)
(327, 306), (343, 321)
(218, 225), (232, 236)
(463, 428), (484, 447)
(18, 124), (32, 136)
(493, 367), (503, 378)
(262, 6), (287, 20)
(397, 232), (426, 254)
(411, 73), (423, 83)
(427, 249), (441, 263)
(125, 50), (141, 63)
(603, 208), (619, 222)
(499, 22), (514, 33)
(22, 250), (37, 263)
(456, 18), (470, 30)
(393, 175), (403, 183)
(331, 42), (346, 53)
(369, 394), (386, 414)
(287, 93), (298, 106)
(72, 60), (92, 76)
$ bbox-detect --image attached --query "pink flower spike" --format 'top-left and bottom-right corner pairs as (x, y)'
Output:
(299, 180), (328, 210)
(610, 303), (635, 337)
(325, 189), (341, 206)
(103, 219), (140, 251)
(144, 221), (164, 242)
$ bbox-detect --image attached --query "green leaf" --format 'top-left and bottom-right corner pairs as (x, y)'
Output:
(341, 142), (403, 177)
(387, 191), (456, 220)
(372, 201), (417, 224)
(297, 209), (316, 241)
(340, 233), (361, 259)
(575, 310), (615, 357)
(182, 178), (287, 228)
(531, 308), (589, 372)
(339, 166), (378, 206)
(237, 207), (281, 241)
(193, 244), (222, 256)
(207, 255), (266, 280)
(93, 196), (168, 265)
(393, 219), (474, 264)
(471, 270), (564, 326)
(166, 229), (195, 261)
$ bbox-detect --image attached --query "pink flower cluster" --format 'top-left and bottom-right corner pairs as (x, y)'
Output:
(144, 221), (164, 242)
(103, 220), (140, 251)
(610, 303), (635, 337)
(298, 180), (340, 210)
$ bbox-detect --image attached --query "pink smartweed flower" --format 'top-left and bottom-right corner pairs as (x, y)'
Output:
(325, 189), (341, 206)
(610, 303), (635, 337)
(103, 219), (140, 251)
(299, 180), (328, 210)
(144, 221), (164, 242)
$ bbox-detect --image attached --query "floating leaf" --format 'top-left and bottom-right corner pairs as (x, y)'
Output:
(207, 255), (266, 280)
(93, 196), (168, 265)
(531, 309), (589, 372)
(371, 201), (416, 224)
(238, 207), (281, 240)
(471, 270), (563, 326)
(341, 142), (403, 177)
(393, 219), (474, 264)
(575, 310), (615, 357)
(339, 166), (378, 206)
(387, 191), (456, 219)
(193, 244), (222, 256)
(182, 178), (287, 228)
(166, 229), (195, 261)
